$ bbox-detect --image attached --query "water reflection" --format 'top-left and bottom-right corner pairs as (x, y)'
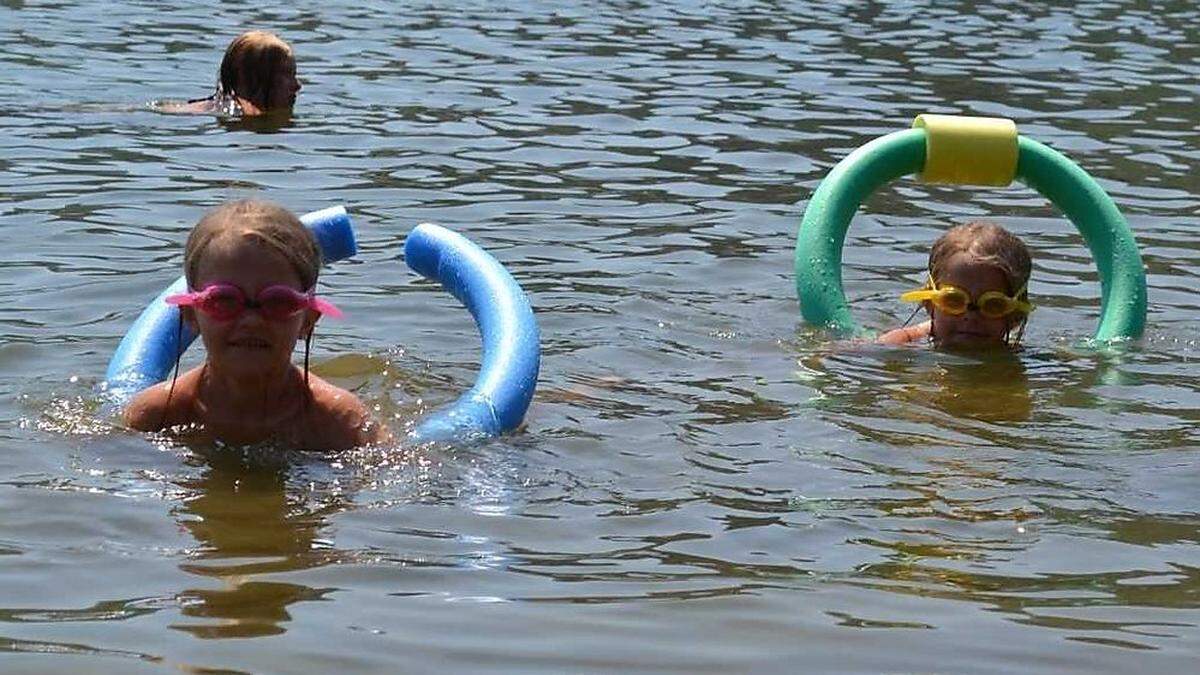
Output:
(894, 349), (1032, 423)
(216, 111), (296, 134)
(851, 546), (1200, 651)
(170, 450), (341, 639)
(802, 345), (1033, 448)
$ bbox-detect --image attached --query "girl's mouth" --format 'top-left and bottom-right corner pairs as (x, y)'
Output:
(228, 337), (272, 350)
(949, 332), (1003, 345)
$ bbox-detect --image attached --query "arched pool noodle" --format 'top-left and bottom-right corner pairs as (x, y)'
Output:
(794, 127), (1147, 342)
(403, 223), (540, 443)
(102, 206), (358, 405)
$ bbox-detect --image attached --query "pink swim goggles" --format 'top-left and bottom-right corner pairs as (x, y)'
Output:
(166, 283), (343, 322)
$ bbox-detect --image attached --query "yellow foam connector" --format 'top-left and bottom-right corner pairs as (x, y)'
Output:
(912, 114), (1018, 186)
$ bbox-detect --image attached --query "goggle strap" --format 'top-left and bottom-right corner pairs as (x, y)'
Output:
(164, 292), (198, 307)
(309, 296), (344, 319)
(900, 289), (941, 303)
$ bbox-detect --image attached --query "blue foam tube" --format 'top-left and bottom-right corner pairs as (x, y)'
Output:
(404, 223), (540, 443)
(102, 206), (357, 405)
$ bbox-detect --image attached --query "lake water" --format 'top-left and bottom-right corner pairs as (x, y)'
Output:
(1, 1), (1198, 672)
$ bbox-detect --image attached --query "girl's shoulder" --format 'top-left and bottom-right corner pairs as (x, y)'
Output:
(303, 375), (390, 448)
(122, 368), (203, 431)
(151, 95), (241, 116)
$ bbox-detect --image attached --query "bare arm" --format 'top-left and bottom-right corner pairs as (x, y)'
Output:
(121, 367), (201, 431)
(877, 320), (931, 346)
(122, 383), (170, 431)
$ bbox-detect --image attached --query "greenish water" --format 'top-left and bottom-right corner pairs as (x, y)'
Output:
(1, 1), (1198, 672)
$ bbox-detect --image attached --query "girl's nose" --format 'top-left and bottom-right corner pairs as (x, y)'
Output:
(960, 307), (989, 326)
(237, 307), (268, 327)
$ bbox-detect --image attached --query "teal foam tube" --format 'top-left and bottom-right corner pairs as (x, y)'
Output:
(794, 127), (1146, 341)
(102, 206), (357, 405)
(795, 129), (925, 335)
(1015, 138), (1146, 341)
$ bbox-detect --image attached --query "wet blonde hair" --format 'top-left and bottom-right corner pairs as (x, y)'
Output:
(217, 31), (295, 110)
(930, 221), (1031, 296)
(184, 199), (321, 290)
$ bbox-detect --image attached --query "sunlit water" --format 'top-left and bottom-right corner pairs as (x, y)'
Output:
(1, 1), (1198, 672)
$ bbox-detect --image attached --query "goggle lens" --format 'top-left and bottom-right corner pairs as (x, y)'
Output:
(198, 285), (247, 321)
(938, 289), (970, 315)
(977, 293), (1013, 319)
(257, 286), (310, 320)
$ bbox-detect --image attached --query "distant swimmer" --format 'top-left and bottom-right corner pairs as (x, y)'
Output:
(154, 31), (300, 117)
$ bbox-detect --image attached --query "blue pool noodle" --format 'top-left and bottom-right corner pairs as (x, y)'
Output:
(404, 223), (540, 443)
(103, 206), (358, 405)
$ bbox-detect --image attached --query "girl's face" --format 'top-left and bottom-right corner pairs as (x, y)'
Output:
(266, 56), (300, 111)
(188, 238), (315, 378)
(929, 252), (1022, 349)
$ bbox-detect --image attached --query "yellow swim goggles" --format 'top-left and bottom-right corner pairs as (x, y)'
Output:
(900, 274), (1033, 319)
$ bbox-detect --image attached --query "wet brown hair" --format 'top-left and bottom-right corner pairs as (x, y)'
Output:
(930, 221), (1031, 296)
(217, 31), (295, 110)
(184, 199), (321, 290)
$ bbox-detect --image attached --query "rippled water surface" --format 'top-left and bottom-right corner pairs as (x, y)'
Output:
(2, 1), (1199, 672)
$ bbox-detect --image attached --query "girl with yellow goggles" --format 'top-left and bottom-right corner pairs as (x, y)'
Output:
(877, 221), (1034, 348)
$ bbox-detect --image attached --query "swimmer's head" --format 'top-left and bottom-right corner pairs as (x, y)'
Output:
(218, 31), (300, 114)
(177, 200), (325, 385)
(184, 199), (321, 293)
(925, 221), (1032, 348)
